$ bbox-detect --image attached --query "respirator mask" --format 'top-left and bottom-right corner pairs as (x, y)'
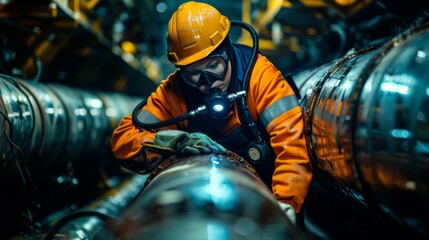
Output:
(180, 49), (233, 119)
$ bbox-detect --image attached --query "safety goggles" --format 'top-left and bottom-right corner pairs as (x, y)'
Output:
(180, 49), (229, 88)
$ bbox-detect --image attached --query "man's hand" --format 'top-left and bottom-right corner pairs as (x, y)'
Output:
(151, 130), (227, 155)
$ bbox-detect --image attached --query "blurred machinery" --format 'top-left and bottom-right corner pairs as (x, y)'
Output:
(1, 0), (429, 239)
(240, 0), (429, 73)
(0, 0), (160, 94)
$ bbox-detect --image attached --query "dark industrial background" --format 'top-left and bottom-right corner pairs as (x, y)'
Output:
(1, 1), (429, 239)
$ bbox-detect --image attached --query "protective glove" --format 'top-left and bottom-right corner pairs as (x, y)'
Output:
(277, 201), (296, 225)
(151, 130), (227, 155)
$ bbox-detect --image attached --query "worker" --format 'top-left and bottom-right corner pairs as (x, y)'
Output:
(111, 1), (312, 224)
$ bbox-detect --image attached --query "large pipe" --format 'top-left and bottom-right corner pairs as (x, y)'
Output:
(295, 22), (429, 236)
(0, 75), (142, 175)
(0, 75), (142, 238)
(44, 153), (305, 240)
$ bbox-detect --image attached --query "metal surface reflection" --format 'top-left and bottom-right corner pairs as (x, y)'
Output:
(119, 154), (299, 240)
(296, 23), (429, 236)
(47, 153), (304, 240)
(0, 75), (142, 237)
(0, 76), (141, 174)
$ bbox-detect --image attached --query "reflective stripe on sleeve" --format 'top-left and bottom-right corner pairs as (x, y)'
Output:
(138, 109), (160, 124)
(260, 95), (299, 128)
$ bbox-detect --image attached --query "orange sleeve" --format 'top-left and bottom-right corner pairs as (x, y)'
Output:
(270, 110), (312, 213)
(247, 54), (312, 213)
(111, 72), (187, 171)
(111, 113), (156, 160)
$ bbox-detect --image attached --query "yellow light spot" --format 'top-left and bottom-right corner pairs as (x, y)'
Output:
(335, 0), (357, 6)
(121, 41), (137, 54)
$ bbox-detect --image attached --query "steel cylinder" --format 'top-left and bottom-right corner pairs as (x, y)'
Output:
(0, 76), (141, 175)
(0, 76), (43, 175)
(43, 154), (307, 240)
(296, 23), (429, 235)
(113, 154), (301, 240)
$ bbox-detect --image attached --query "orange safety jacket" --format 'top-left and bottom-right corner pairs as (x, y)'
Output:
(111, 44), (312, 213)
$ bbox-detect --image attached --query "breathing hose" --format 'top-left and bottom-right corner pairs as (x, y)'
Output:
(230, 21), (271, 162)
(131, 98), (204, 129)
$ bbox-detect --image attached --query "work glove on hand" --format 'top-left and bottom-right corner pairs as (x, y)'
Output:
(277, 201), (296, 225)
(151, 130), (227, 155)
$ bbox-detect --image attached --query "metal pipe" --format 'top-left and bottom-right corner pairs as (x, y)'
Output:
(0, 76), (142, 175)
(296, 23), (429, 235)
(46, 153), (305, 240)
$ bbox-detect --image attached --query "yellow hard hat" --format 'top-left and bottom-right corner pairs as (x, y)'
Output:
(167, 1), (231, 66)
